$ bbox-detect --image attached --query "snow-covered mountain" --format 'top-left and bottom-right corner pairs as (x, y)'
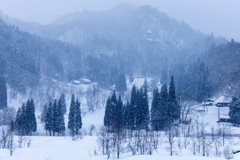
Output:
(0, 4), (230, 96)
(0, 4), (227, 64)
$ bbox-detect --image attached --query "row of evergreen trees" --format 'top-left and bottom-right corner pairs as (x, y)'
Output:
(44, 99), (65, 136)
(14, 92), (83, 137)
(151, 77), (180, 131)
(104, 76), (180, 131)
(41, 94), (82, 136)
(15, 99), (37, 135)
(68, 94), (82, 136)
(104, 91), (124, 131)
(104, 86), (149, 131)
(125, 86), (149, 130)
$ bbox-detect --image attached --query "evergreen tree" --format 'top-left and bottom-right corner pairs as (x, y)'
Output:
(115, 95), (123, 130)
(15, 105), (25, 135)
(52, 99), (58, 136)
(110, 91), (118, 130)
(103, 92), (125, 132)
(60, 93), (67, 114)
(68, 94), (76, 135)
(21, 104), (27, 135)
(142, 87), (149, 130)
(57, 99), (65, 136)
(158, 84), (168, 129)
(129, 85), (137, 129)
(104, 97), (111, 129)
(151, 84), (168, 131)
(45, 102), (53, 136)
(151, 88), (159, 131)
(30, 99), (37, 133)
(41, 104), (48, 123)
(135, 88), (144, 129)
(142, 78), (149, 89)
(168, 76), (180, 124)
(24, 100), (31, 135)
(24, 99), (37, 135)
(68, 94), (82, 136)
(75, 98), (82, 134)
(15, 99), (37, 136)
(15, 107), (22, 133)
(123, 102), (130, 129)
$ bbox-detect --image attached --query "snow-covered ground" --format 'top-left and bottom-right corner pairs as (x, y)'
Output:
(0, 135), (240, 160)
(1, 77), (240, 159)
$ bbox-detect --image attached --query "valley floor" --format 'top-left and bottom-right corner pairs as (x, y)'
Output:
(2, 79), (240, 160)
(1, 135), (240, 160)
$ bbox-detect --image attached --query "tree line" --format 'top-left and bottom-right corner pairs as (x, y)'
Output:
(41, 94), (82, 139)
(15, 99), (37, 136)
(104, 76), (180, 132)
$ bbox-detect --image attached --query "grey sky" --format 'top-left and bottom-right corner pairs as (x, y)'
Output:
(0, 0), (240, 41)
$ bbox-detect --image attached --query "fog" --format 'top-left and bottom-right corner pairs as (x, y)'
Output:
(0, 0), (240, 41)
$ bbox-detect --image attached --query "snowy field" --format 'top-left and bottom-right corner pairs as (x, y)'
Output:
(1, 135), (240, 160)
(1, 77), (240, 159)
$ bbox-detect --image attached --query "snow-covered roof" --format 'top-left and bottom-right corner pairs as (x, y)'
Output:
(71, 80), (81, 84)
(214, 96), (231, 104)
(80, 78), (91, 83)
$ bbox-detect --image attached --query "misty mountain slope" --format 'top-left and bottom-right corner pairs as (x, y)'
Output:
(206, 41), (240, 96)
(0, 10), (44, 36)
(37, 4), (227, 77)
(43, 5), (226, 54)
(0, 5), (227, 78)
(0, 18), (81, 92)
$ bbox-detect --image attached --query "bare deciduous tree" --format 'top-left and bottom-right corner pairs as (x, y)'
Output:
(165, 126), (177, 156)
(199, 122), (208, 156)
(96, 126), (107, 155)
(213, 138), (222, 157)
(0, 107), (16, 125)
(88, 124), (96, 136)
(86, 85), (101, 112)
(1, 126), (9, 149)
(8, 133), (15, 156)
(180, 101), (196, 121)
(224, 145), (233, 160)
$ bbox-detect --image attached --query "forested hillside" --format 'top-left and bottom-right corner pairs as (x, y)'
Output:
(0, 5), (227, 79)
(207, 40), (240, 97)
(1, 5), (236, 101)
(0, 18), (81, 93)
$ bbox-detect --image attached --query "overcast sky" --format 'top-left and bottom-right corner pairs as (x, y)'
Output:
(0, 0), (239, 41)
